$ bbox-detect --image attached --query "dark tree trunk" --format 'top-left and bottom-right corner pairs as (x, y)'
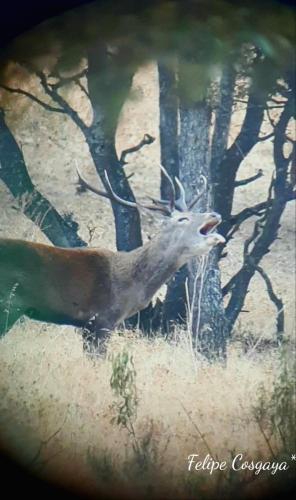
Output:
(85, 43), (156, 332)
(158, 61), (179, 198)
(189, 251), (229, 357)
(157, 60), (186, 331)
(214, 83), (268, 241)
(211, 65), (236, 202)
(0, 110), (85, 248)
(159, 65), (230, 357)
(178, 99), (228, 358)
(86, 43), (142, 252)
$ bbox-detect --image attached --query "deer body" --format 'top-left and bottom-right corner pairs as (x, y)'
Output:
(0, 221), (222, 330)
(0, 239), (113, 330)
(0, 167), (225, 355)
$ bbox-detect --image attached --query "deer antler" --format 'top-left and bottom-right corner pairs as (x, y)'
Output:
(77, 164), (207, 214)
(76, 166), (111, 200)
(148, 166), (188, 212)
(76, 167), (172, 215)
(104, 171), (138, 209)
(174, 177), (188, 211)
(160, 164), (176, 211)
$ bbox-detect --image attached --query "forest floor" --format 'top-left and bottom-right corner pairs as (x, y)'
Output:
(0, 63), (295, 497)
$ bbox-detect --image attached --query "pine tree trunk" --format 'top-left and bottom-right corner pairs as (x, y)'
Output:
(158, 61), (179, 198)
(178, 99), (229, 358)
(86, 43), (142, 252)
(158, 61), (187, 331)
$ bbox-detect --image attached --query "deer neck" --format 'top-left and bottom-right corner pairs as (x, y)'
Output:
(130, 231), (185, 302)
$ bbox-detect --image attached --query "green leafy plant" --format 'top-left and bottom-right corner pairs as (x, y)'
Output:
(109, 349), (158, 473)
(110, 349), (138, 431)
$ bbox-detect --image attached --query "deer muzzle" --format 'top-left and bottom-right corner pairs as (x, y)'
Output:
(199, 212), (222, 236)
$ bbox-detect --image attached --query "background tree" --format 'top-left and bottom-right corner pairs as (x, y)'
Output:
(0, 108), (85, 247)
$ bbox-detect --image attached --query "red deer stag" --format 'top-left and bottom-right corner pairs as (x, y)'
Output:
(0, 167), (225, 355)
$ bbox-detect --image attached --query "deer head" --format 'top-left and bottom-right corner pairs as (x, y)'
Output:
(76, 166), (225, 264)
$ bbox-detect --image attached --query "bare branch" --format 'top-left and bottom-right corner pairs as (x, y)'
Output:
(256, 265), (284, 340)
(257, 132), (275, 142)
(266, 107), (277, 129)
(233, 98), (248, 105)
(270, 97), (287, 105)
(234, 169), (263, 187)
(233, 98), (264, 108)
(75, 79), (90, 99)
(243, 217), (262, 259)
(48, 69), (90, 98)
(265, 105), (285, 110)
(35, 70), (89, 134)
(119, 134), (155, 165)
(275, 83), (292, 99)
(0, 69), (91, 136)
(286, 135), (295, 145)
(224, 95), (294, 331)
(226, 180), (295, 244)
(226, 201), (269, 239)
(48, 69), (88, 90)
(214, 73), (269, 230)
(0, 83), (66, 113)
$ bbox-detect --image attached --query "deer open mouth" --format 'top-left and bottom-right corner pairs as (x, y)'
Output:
(199, 220), (219, 236)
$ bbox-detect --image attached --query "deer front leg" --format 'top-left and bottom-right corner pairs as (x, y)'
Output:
(82, 315), (112, 358)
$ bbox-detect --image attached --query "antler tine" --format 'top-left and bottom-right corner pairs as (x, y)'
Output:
(76, 166), (138, 209)
(76, 166), (111, 200)
(104, 170), (172, 214)
(77, 165), (174, 215)
(104, 171), (138, 208)
(188, 174), (207, 209)
(174, 177), (188, 211)
(160, 165), (175, 211)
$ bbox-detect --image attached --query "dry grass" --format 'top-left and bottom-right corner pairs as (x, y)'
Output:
(0, 320), (294, 498)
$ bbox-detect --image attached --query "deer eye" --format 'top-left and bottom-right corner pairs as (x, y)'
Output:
(178, 217), (189, 223)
